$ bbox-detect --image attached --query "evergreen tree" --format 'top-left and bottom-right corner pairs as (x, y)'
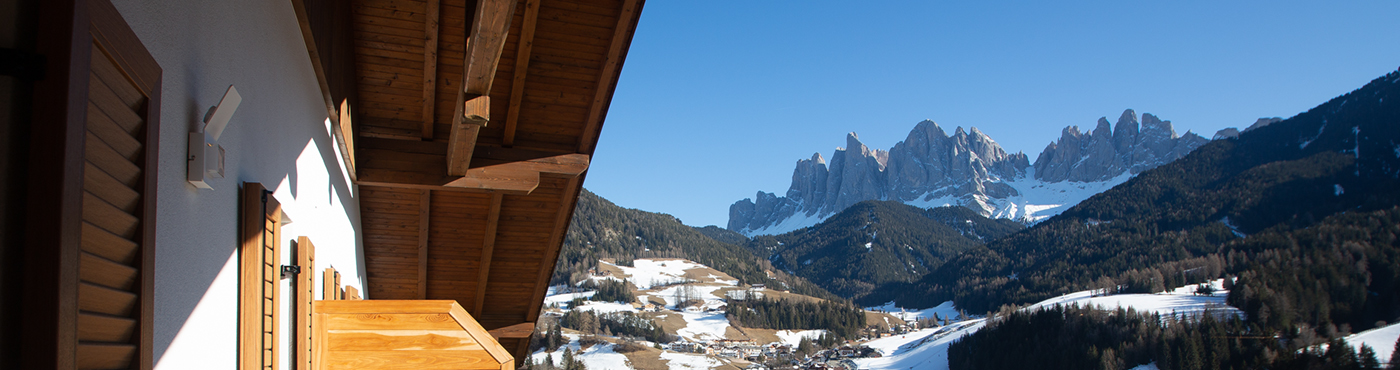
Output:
(1324, 338), (1359, 370)
(547, 322), (563, 350)
(1390, 336), (1400, 369)
(797, 337), (814, 356)
(1359, 344), (1381, 370)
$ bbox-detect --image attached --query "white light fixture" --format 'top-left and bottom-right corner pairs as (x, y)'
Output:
(189, 85), (241, 189)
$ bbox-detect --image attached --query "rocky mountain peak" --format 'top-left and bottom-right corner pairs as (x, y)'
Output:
(1035, 109), (1207, 182)
(730, 110), (1212, 236)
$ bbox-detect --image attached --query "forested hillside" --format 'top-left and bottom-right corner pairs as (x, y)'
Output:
(747, 201), (1022, 298)
(552, 189), (842, 301)
(870, 71), (1400, 314)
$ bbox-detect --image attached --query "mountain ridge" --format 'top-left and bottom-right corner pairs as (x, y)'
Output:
(729, 109), (1210, 236)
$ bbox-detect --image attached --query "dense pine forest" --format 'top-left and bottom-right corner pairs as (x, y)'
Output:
(949, 304), (1400, 370)
(725, 297), (867, 338)
(749, 201), (1023, 298)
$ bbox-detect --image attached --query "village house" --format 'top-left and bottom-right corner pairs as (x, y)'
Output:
(1, 0), (644, 369)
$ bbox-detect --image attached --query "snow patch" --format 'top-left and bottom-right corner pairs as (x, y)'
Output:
(659, 351), (724, 370)
(865, 300), (962, 322)
(674, 311), (731, 341)
(605, 259), (704, 289)
(775, 330), (828, 346)
(531, 335), (631, 370)
(738, 210), (828, 237)
(1340, 322), (1400, 361)
(855, 280), (1245, 370)
(1028, 279), (1243, 320)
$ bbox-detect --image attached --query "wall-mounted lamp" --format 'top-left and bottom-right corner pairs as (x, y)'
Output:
(188, 85), (241, 189)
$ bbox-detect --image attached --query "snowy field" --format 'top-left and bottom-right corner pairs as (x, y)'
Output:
(1027, 278), (1243, 319)
(546, 259), (746, 343)
(659, 351), (724, 370)
(856, 279), (1244, 370)
(866, 300), (962, 323)
(851, 320), (987, 370)
(1338, 322), (1400, 361)
(608, 259), (707, 289)
(674, 311), (730, 341)
(775, 330), (828, 346)
(531, 334), (631, 370)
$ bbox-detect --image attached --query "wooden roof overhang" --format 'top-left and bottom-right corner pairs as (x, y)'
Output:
(291, 0), (644, 363)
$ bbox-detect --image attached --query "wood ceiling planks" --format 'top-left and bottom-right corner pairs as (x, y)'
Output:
(349, 0), (643, 364)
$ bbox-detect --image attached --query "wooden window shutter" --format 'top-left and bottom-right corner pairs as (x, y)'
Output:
(322, 268), (341, 300)
(240, 183), (282, 370)
(293, 237), (315, 370)
(21, 0), (162, 369)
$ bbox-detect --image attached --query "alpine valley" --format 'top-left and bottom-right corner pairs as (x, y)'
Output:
(526, 71), (1400, 370)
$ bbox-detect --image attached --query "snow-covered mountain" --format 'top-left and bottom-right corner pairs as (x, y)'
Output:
(728, 109), (1211, 236)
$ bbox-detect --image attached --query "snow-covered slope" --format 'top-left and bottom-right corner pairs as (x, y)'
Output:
(855, 279), (1243, 370)
(1335, 322), (1400, 361)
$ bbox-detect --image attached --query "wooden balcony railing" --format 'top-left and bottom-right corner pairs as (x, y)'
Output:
(313, 300), (515, 370)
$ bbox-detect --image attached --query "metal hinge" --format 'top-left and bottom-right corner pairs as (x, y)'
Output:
(281, 265), (301, 279)
(0, 48), (45, 80)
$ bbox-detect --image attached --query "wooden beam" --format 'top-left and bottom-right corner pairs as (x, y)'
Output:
(471, 193), (504, 316)
(447, 0), (516, 176)
(444, 153), (590, 193)
(463, 94), (490, 125)
(290, 0), (357, 180)
(358, 152), (588, 194)
(420, 0), (441, 139)
(503, 0), (540, 147)
(446, 166), (539, 193)
(339, 99), (356, 171)
(417, 190), (431, 299)
(488, 322), (535, 339)
(525, 175), (584, 321)
(578, 0), (641, 154)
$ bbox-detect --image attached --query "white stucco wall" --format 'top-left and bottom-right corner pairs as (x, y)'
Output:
(107, 0), (366, 369)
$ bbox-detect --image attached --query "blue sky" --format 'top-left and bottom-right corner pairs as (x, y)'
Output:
(584, 1), (1400, 228)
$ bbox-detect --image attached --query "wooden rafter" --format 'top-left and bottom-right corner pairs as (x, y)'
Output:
(290, 0), (357, 179)
(524, 175), (583, 321)
(417, 190), (431, 299)
(447, 0), (516, 176)
(488, 322), (536, 339)
(338, 99), (355, 170)
(472, 193), (504, 316)
(503, 0), (541, 147)
(420, 0), (441, 139)
(578, 0), (641, 154)
(444, 153), (589, 193)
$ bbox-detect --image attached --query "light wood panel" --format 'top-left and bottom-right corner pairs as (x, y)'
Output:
(314, 300), (512, 370)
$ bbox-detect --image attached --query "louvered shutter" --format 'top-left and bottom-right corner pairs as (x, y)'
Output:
(241, 183), (282, 370)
